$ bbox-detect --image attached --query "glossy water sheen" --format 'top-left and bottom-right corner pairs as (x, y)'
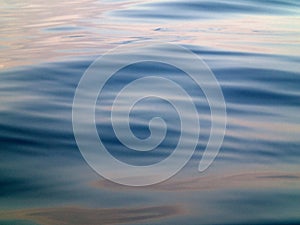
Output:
(1, 0), (300, 225)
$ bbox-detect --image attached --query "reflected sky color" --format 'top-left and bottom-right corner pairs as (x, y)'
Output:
(1, 0), (299, 68)
(1, 0), (300, 225)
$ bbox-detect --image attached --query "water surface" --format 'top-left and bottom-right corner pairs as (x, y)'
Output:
(1, 0), (300, 224)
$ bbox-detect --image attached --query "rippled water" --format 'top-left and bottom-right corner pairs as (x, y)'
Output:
(1, 0), (300, 224)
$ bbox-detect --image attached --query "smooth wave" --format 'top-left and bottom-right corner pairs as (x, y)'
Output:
(111, 0), (300, 20)
(1, 0), (300, 224)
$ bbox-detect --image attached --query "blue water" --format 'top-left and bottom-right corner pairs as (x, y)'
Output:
(1, 0), (300, 224)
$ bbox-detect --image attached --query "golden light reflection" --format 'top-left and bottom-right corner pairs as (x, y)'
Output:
(93, 170), (300, 192)
(0, 205), (184, 225)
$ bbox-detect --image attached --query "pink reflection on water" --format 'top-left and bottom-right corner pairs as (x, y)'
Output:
(1, 0), (299, 69)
